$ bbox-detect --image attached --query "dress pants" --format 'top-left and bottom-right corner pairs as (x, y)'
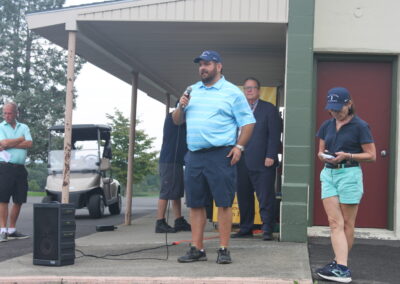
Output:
(237, 158), (276, 234)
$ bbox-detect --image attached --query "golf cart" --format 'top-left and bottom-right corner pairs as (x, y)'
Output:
(43, 124), (122, 218)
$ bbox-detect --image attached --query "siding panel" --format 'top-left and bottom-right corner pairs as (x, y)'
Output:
(76, 0), (288, 23)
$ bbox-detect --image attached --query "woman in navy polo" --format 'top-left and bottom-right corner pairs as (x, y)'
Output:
(315, 87), (376, 283)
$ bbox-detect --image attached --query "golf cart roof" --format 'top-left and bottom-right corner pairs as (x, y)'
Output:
(49, 124), (111, 141)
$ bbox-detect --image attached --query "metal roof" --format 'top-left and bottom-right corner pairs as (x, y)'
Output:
(49, 124), (111, 141)
(26, 0), (288, 105)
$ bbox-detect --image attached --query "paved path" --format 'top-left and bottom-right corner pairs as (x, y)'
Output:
(0, 209), (312, 283)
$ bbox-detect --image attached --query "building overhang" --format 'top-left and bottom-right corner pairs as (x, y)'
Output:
(27, 0), (288, 104)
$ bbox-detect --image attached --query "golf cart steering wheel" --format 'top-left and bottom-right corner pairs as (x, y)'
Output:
(83, 154), (98, 166)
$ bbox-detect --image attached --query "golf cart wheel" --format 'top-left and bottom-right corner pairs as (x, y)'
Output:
(41, 195), (54, 203)
(88, 194), (105, 218)
(109, 193), (122, 215)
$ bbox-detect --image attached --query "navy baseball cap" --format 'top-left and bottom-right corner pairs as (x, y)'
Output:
(193, 50), (222, 63)
(325, 87), (351, 111)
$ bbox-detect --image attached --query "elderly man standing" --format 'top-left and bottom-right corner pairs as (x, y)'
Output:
(173, 50), (255, 264)
(0, 102), (33, 242)
(232, 77), (281, 241)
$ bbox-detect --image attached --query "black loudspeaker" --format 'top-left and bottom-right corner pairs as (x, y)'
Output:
(33, 203), (76, 266)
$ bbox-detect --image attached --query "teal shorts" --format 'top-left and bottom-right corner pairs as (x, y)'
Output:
(320, 166), (363, 204)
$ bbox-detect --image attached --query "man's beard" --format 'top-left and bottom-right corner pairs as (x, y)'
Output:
(200, 68), (217, 84)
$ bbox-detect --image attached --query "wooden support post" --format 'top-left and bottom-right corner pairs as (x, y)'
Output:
(61, 31), (76, 204)
(124, 72), (139, 225)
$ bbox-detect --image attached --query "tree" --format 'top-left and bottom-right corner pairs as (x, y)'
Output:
(0, 0), (84, 162)
(106, 109), (159, 190)
(27, 162), (48, 192)
(134, 173), (161, 195)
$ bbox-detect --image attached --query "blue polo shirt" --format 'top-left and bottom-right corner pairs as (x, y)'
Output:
(0, 120), (32, 165)
(316, 115), (374, 154)
(184, 76), (255, 151)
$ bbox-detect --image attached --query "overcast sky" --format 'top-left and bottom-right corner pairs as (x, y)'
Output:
(64, 0), (166, 151)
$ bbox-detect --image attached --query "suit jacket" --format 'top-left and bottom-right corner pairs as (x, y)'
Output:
(243, 100), (282, 171)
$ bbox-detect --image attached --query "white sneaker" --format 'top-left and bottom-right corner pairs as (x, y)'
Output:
(0, 232), (8, 242)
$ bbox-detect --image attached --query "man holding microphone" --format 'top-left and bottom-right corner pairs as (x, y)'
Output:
(173, 50), (255, 264)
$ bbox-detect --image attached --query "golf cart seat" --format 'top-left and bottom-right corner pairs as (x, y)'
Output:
(100, 158), (111, 171)
(100, 158), (112, 185)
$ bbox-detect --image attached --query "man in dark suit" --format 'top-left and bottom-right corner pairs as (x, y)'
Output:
(232, 77), (282, 241)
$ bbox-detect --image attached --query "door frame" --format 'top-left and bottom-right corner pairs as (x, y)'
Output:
(309, 54), (398, 230)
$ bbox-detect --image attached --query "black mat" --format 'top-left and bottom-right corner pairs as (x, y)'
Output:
(308, 236), (400, 284)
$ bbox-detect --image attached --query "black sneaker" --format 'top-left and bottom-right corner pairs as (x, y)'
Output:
(174, 217), (191, 232)
(216, 248), (232, 264)
(7, 231), (29, 240)
(155, 218), (176, 233)
(231, 230), (253, 238)
(262, 232), (273, 241)
(317, 262), (352, 283)
(178, 246), (207, 263)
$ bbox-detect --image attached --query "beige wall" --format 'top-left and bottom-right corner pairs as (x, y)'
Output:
(314, 0), (400, 53)
(314, 0), (400, 239)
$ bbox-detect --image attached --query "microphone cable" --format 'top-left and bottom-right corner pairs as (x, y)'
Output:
(162, 110), (186, 260)
(148, 107), (187, 260)
(75, 244), (174, 261)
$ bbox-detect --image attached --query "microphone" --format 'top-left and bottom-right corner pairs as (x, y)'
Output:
(184, 86), (192, 98)
(182, 87), (192, 108)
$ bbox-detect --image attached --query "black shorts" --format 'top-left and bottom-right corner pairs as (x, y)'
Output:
(0, 163), (28, 204)
(159, 163), (184, 200)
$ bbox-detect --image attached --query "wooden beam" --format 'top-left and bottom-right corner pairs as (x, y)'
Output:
(125, 72), (139, 225)
(61, 31), (76, 204)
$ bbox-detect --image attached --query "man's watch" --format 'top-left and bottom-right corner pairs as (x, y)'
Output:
(235, 144), (245, 151)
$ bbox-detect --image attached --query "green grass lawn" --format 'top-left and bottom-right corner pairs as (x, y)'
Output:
(28, 191), (46, 197)
(133, 191), (158, 197)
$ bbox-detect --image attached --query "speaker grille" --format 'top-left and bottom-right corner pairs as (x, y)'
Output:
(34, 207), (59, 260)
(33, 203), (75, 266)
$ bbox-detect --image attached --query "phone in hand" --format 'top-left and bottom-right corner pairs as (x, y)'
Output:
(321, 151), (336, 159)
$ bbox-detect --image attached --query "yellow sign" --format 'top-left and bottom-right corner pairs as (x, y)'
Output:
(239, 86), (277, 106)
(259, 86), (277, 106)
(213, 193), (262, 225)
